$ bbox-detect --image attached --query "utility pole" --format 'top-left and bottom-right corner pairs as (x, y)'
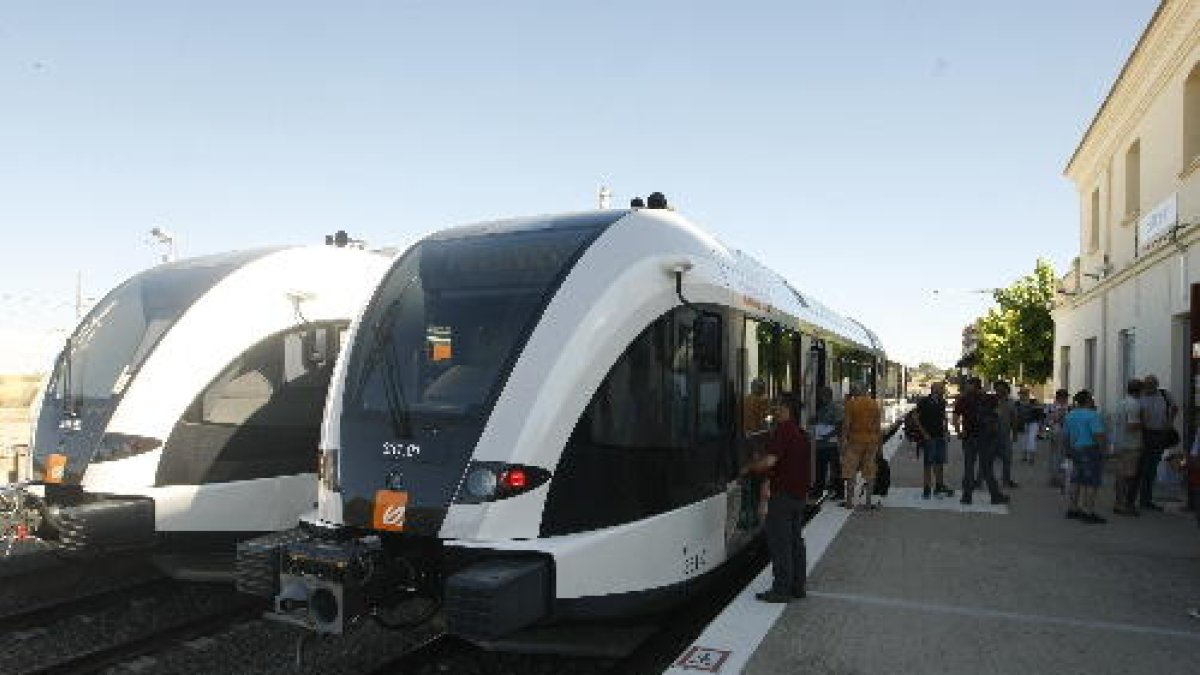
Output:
(75, 271), (83, 320)
(598, 185), (612, 210)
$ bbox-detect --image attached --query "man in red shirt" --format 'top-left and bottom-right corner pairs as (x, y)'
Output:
(742, 395), (812, 603)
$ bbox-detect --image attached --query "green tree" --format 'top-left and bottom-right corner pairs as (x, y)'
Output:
(975, 259), (1056, 384)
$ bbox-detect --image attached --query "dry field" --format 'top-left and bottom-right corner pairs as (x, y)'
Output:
(1, 374), (40, 449)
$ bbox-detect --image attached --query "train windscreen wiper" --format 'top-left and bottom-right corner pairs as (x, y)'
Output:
(356, 275), (419, 440)
(58, 338), (82, 431)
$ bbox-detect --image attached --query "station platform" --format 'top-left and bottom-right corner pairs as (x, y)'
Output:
(666, 434), (1200, 674)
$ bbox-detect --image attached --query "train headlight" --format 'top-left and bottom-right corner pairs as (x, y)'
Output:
(456, 462), (551, 503)
(93, 433), (162, 463)
(464, 466), (499, 499)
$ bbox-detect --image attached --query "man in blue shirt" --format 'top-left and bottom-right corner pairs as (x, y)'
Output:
(1063, 390), (1108, 524)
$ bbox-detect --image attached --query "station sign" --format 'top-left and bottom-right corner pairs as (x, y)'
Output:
(1138, 193), (1178, 254)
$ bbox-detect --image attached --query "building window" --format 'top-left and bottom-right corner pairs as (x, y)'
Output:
(1084, 337), (1097, 394)
(1185, 62), (1200, 170)
(1118, 329), (1136, 388)
(1125, 140), (1141, 219)
(1059, 345), (1071, 393)
(1088, 188), (1101, 252)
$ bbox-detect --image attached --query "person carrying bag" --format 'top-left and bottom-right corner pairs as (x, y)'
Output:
(1137, 375), (1179, 511)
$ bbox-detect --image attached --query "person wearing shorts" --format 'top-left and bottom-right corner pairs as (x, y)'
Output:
(1063, 389), (1107, 524)
(913, 381), (953, 499)
(841, 382), (881, 509)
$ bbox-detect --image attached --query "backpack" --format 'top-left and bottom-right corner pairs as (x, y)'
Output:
(903, 409), (922, 442)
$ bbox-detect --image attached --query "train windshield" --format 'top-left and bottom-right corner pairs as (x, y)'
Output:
(33, 250), (276, 478)
(346, 221), (607, 426)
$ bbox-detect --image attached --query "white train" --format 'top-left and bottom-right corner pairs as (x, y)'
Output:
(238, 205), (885, 647)
(23, 243), (391, 573)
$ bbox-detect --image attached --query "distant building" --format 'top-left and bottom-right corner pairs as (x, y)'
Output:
(961, 324), (979, 357)
(953, 323), (980, 375)
(1053, 0), (1199, 437)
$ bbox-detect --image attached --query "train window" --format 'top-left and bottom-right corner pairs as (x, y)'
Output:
(578, 308), (724, 451)
(694, 314), (722, 373)
(348, 224), (605, 420)
(832, 347), (876, 396)
(160, 322), (345, 486)
(196, 325), (339, 427)
(782, 329), (801, 394)
(742, 318), (770, 436)
(545, 306), (730, 536)
(694, 314), (724, 443)
(586, 313), (677, 449)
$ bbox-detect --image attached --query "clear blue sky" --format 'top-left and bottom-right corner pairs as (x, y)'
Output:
(0, 1), (1161, 372)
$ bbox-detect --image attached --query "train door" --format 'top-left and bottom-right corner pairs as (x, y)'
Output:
(727, 317), (797, 550)
(687, 310), (728, 493)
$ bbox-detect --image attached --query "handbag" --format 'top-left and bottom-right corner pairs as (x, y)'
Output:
(1161, 427), (1182, 449)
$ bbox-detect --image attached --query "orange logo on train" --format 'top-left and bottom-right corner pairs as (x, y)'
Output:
(372, 490), (409, 531)
(44, 453), (68, 484)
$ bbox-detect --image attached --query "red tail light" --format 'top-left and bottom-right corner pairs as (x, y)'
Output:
(500, 468), (528, 491)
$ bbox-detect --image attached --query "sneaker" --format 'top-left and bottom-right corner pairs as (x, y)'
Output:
(935, 484), (954, 497)
(1066, 508), (1084, 519)
(1187, 607), (1200, 621)
(1004, 480), (1019, 489)
(922, 486), (932, 500)
(991, 494), (1010, 505)
(792, 587), (807, 599)
(960, 495), (973, 505)
(1141, 502), (1164, 512)
(1113, 505), (1139, 516)
(755, 591), (791, 603)
(1082, 513), (1107, 524)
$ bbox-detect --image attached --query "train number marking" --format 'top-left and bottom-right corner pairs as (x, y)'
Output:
(382, 442), (421, 459)
(675, 646), (731, 672)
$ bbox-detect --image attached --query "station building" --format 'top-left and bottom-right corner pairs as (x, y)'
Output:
(1054, 0), (1200, 442)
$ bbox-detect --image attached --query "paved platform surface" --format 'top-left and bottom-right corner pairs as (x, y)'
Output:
(671, 435), (1200, 675)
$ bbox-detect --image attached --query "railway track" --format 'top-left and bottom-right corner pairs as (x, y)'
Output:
(19, 600), (265, 675)
(0, 577), (172, 635)
(367, 633), (471, 675)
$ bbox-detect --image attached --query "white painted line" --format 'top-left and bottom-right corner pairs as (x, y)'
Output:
(662, 494), (852, 674)
(663, 430), (906, 675)
(810, 591), (1200, 641)
(877, 487), (1009, 514)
